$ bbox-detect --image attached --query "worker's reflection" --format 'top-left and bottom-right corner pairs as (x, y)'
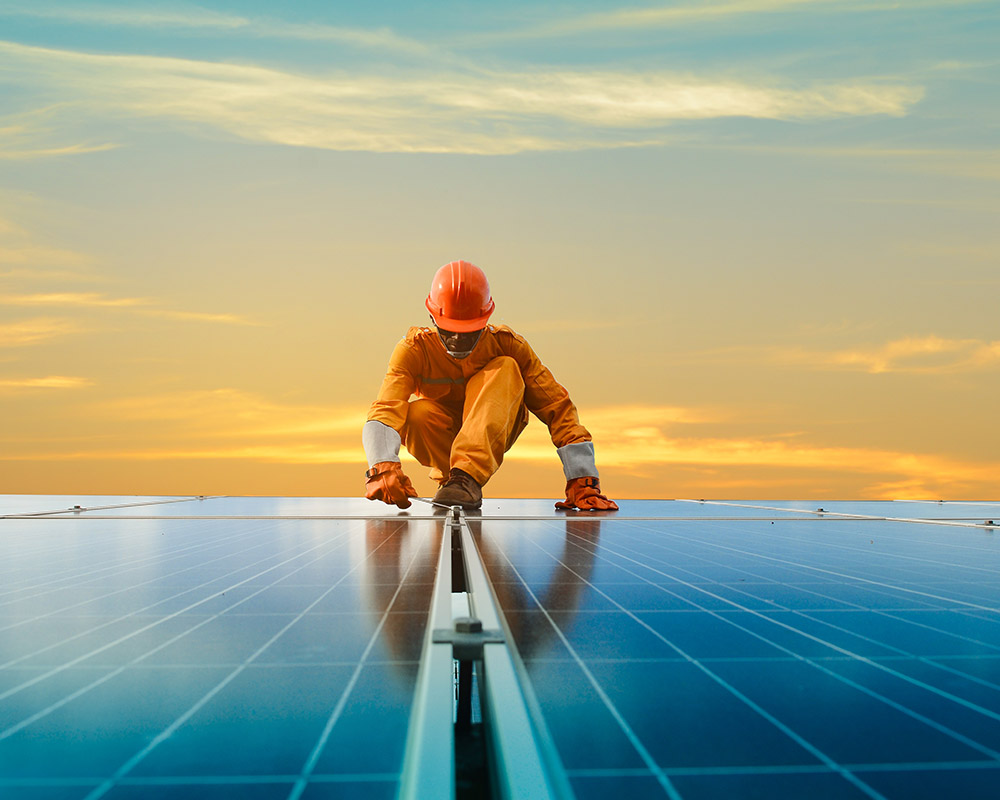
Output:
(360, 517), (441, 675)
(357, 514), (601, 668)
(470, 517), (601, 659)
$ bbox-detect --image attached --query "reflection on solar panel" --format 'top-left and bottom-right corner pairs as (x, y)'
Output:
(2, 497), (999, 799)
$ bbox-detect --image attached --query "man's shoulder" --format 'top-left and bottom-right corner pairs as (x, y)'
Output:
(402, 325), (436, 345)
(487, 324), (527, 345)
(387, 327), (435, 367)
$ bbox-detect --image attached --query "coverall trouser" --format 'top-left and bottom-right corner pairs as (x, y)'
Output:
(400, 356), (530, 486)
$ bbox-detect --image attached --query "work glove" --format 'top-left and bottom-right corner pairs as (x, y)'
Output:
(365, 461), (418, 509)
(555, 477), (619, 511)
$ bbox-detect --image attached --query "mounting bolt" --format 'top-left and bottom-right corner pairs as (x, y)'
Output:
(455, 617), (482, 634)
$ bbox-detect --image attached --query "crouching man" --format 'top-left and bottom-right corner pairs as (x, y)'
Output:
(362, 260), (618, 512)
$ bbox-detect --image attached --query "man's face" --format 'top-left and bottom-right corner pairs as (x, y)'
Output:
(435, 324), (484, 359)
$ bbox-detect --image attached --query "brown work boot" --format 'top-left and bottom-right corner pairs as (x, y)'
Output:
(433, 468), (483, 509)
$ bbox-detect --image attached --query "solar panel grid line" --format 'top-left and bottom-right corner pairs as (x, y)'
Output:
(571, 527), (1000, 729)
(541, 522), (1000, 761)
(0, 519), (357, 674)
(0, 516), (281, 586)
(596, 524), (1000, 655)
(614, 520), (1000, 615)
(79, 518), (420, 799)
(0, 518), (292, 613)
(1, 514), (450, 521)
(480, 526), (687, 800)
(459, 518), (577, 800)
(688, 518), (1000, 564)
(4, 499), (997, 798)
(495, 522), (893, 800)
(567, 522), (1000, 663)
(1, 496), (216, 518)
(0, 518), (371, 719)
(656, 517), (1000, 567)
(637, 759), (1000, 776)
(679, 500), (999, 531)
(274, 525), (432, 800)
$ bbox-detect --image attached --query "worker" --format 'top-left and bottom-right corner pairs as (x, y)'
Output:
(362, 260), (618, 512)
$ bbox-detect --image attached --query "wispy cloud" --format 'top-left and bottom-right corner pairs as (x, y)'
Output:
(710, 144), (1000, 181)
(507, 0), (992, 38)
(0, 291), (147, 307)
(0, 291), (260, 326)
(680, 335), (1000, 374)
(783, 336), (1000, 374)
(101, 388), (365, 435)
(0, 4), (434, 57)
(0, 41), (923, 154)
(0, 318), (79, 347)
(140, 309), (262, 326)
(55, 389), (371, 463)
(9, 397), (995, 500)
(0, 375), (93, 390)
(504, 403), (1000, 498)
(0, 105), (115, 160)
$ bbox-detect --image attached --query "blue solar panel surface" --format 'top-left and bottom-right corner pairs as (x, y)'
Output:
(1, 507), (441, 798)
(474, 508), (1000, 799)
(2, 497), (999, 799)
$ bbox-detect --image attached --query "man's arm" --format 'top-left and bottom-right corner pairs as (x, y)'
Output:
(498, 329), (618, 511)
(362, 335), (421, 508)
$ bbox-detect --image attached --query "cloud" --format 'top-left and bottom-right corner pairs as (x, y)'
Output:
(0, 105), (115, 160)
(507, 0), (992, 37)
(684, 335), (1000, 374)
(516, 318), (637, 333)
(100, 388), (365, 435)
(0, 375), (93, 390)
(0, 222), (96, 268)
(0, 318), (79, 347)
(0, 291), (260, 326)
(501, 403), (1000, 498)
(139, 309), (262, 326)
(7, 397), (996, 501)
(0, 41), (923, 155)
(0, 291), (148, 307)
(714, 144), (1000, 182)
(0, 4), (433, 57)
(783, 336), (1000, 374)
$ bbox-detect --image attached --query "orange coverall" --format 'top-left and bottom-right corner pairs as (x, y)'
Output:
(367, 325), (592, 486)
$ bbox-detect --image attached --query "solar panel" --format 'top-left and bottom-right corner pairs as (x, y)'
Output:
(2, 497), (998, 799)
(473, 502), (1000, 800)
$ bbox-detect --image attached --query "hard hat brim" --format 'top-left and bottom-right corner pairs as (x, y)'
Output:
(425, 296), (494, 332)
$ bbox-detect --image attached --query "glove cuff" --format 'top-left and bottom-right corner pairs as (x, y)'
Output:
(556, 441), (598, 480)
(363, 420), (402, 468)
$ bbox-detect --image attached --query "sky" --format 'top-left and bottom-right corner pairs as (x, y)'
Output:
(1, 0), (998, 501)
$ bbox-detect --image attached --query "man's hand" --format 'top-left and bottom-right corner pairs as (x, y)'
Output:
(555, 477), (619, 511)
(365, 461), (418, 509)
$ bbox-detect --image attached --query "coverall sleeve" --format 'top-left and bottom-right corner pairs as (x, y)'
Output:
(367, 336), (420, 432)
(503, 331), (592, 448)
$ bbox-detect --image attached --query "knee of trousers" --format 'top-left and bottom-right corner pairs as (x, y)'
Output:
(402, 399), (457, 443)
(482, 355), (525, 393)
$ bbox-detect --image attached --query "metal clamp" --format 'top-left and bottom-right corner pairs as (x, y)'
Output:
(433, 617), (505, 661)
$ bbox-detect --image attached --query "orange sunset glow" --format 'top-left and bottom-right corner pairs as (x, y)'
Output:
(1, 2), (997, 501)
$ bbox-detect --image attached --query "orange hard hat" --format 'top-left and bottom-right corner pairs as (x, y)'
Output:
(425, 260), (495, 332)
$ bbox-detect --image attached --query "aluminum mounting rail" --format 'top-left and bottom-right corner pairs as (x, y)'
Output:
(399, 506), (573, 800)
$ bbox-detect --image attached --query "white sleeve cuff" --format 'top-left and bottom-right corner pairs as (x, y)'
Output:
(362, 420), (402, 468)
(556, 441), (598, 480)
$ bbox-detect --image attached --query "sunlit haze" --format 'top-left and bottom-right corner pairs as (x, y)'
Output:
(1, 1), (997, 500)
